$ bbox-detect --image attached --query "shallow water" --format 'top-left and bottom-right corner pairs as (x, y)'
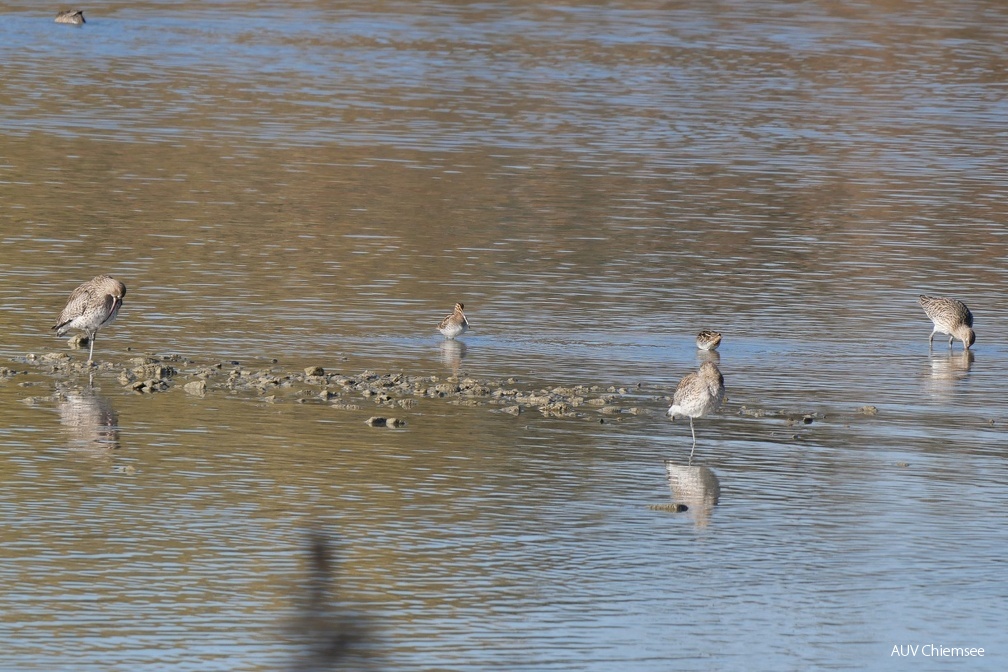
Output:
(1, 1), (1007, 670)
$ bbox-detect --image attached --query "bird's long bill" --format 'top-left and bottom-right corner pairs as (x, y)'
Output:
(102, 296), (123, 327)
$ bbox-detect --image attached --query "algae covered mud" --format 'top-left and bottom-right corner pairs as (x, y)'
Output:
(12, 348), (845, 432)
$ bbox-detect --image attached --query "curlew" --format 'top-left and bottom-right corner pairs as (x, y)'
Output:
(667, 361), (725, 459)
(53, 275), (126, 362)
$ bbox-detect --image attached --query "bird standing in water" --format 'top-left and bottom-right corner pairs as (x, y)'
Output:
(918, 295), (974, 351)
(667, 361), (725, 459)
(695, 330), (722, 351)
(53, 275), (127, 362)
(55, 10), (85, 25)
(438, 302), (470, 339)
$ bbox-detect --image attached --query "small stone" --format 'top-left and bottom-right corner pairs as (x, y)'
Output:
(387, 418), (406, 428)
(501, 405), (521, 416)
(434, 382), (461, 395)
(647, 503), (690, 513)
(145, 379), (168, 393)
(305, 366), (325, 377)
(365, 416), (387, 427)
(858, 405), (879, 416)
(68, 334), (89, 349)
(184, 380), (207, 396)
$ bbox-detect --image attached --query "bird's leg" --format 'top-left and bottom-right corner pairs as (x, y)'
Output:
(948, 335), (954, 348)
(688, 417), (697, 461)
(87, 332), (96, 363)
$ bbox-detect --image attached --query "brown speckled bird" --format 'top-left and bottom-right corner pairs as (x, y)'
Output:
(695, 330), (722, 351)
(53, 275), (127, 361)
(437, 302), (470, 339)
(667, 361), (725, 458)
(918, 295), (974, 351)
(55, 10), (85, 25)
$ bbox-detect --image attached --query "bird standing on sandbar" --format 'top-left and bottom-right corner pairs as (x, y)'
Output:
(667, 361), (725, 459)
(695, 330), (722, 351)
(53, 275), (127, 362)
(55, 10), (85, 25)
(438, 302), (470, 339)
(918, 295), (974, 351)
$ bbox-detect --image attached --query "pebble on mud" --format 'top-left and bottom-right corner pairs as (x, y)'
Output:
(131, 379), (168, 393)
(859, 405), (879, 416)
(67, 334), (90, 350)
(183, 380), (207, 396)
(304, 366), (325, 377)
(366, 416), (387, 427)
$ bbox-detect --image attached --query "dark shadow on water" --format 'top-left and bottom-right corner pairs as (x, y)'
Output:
(285, 532), (382, 672)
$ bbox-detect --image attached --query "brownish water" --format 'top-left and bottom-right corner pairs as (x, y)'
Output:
(1, 1), (1007, 670)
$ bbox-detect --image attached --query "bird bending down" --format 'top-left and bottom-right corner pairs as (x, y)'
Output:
(438, 302), (470, 339)
(918, 295), (974, 351)
(667, 361), (725, 459)
(695, 330), (722, 351)
(53, 275), (127, 362)
(55, 10), (85, 25)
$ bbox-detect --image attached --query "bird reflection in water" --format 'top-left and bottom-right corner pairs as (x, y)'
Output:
(439, 338), (467, 376)
(656, 461), (721, 529)
(697, 348), (720, 366)
(286, 532), (379, 672)
(924, 349), (974, 399)
(58, 389), (120, 453)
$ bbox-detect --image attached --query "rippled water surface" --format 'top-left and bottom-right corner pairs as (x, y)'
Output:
(1, 1), (1007, 670)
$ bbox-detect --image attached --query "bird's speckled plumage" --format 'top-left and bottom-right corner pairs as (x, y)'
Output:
(438, 302), (470, 339)
(667, 361), (725, 458)
(696, 330), (722, 351)
(918, 295), (974, 350)
(55, 10), (85, 25)
(53, 275), (126, 361)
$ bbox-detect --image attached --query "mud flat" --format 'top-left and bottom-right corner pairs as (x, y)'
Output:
(8, 352), (849, 431)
